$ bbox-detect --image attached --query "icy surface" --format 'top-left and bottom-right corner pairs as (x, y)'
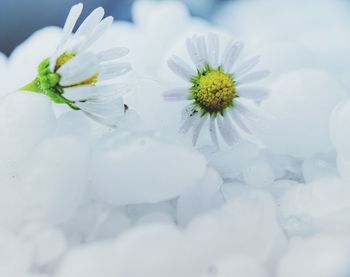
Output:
(258, 69), (347, 157)
(90, 133), (207, 205)
(331, 98), (350, 160)
(0, 0), (350, 276)
(280, 178), (350, 235)
(278, 235), (350, 277)
(177, 168), (224, 225)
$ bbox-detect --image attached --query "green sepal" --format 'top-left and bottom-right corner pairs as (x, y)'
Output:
(20, 78), (43, 93)
(18, 55), (96, 112)
(44, 88), (78, 109)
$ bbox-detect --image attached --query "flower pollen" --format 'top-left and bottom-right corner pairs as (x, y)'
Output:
(55, 52), (76, 71)
(71, 73), (99, 87)
(191, 67), (236, 115)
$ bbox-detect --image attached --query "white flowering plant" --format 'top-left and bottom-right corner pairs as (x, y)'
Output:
(0, 1), (349, 277)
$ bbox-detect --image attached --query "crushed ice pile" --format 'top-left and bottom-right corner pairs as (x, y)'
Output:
(1, 0), (350, 276)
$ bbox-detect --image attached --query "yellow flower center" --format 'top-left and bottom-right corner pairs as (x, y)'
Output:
(195, 70), (236, 114)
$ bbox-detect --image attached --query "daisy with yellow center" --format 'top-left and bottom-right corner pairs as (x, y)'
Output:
(20, 3), (131, 127)
(164, 33), (270, 146)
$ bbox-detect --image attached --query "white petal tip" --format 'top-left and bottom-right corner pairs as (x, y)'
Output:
(95, 7), (105, 14)
(74, 3), (83, 10)
(104, 16), (114, 25)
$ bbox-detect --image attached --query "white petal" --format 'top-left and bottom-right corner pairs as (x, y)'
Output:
(180, 105), (199, 134)
(186, 36), (203, 69)
(82, 111), (118, 127)
(77, 16), (113, 52)
(76, 98), (124, 117)
(99, 62), (129, 75)
(57, 52), (97, 76)
(216, 116), (232, 145)
(167, 55), (194, 81)
(229, 108), (252, 134)
(63, 84), (129, 101)
(180, 116), (194, 134)
(163, 88), (189, 102)
(196, 35), (208, 66)
(217, 115), (240, 145)
(97, 47), (129, 62)
(50, 37), (86, 72)
(58, 3), (83, 51)
(88, 92), (126, 103)
(236, 70), (270, 85)
(75, 7), (105, 38)
(192, 115), (207, 146)
(236, 86), (270, 100)
(64, 36), (86, 53)
(224, 114), (241, 142)
(233, 56), (260, 78)
(98, 63), (131, 81)
(235, 98), (264, 121)
(62, 3), (83, 38)
(217, 115), (237, 145)
(222, 41), (243, 73)
(207, 33), (219, 68)
(60, 65), (99, 86)
(209, 116), (219, 146)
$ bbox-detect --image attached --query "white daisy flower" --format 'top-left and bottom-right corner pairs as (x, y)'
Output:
(164, 33), (270, 146)
(20, 3), (131, 127)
